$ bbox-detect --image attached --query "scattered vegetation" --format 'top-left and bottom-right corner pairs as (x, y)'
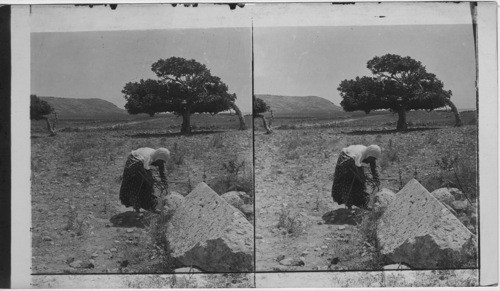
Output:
(276, 205), (302, 236)
(422, 152), (477, 202)
(209, 156), (253, 195)
(212, 134), (225, 148)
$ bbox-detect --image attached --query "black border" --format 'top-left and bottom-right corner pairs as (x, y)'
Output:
(0, 5), (11, 289)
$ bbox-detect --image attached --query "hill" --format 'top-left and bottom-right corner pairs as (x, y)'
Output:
(39, 96), (135, 120)
(255, 94), (343, 117)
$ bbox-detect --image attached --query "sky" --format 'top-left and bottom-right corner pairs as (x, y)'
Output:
(254, 24), (477, 110)
(31, 3), (477, 112)
(31, 28), (252, 112)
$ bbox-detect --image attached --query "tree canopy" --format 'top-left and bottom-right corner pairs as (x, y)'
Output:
(253, 97), (270, 116)
(123, 57), (237, 134)
(253, 96), (272, 134)
(338, 54), (460, 131)
(30, 94), (54, 120)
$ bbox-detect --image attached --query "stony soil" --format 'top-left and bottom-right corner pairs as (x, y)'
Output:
(254, 113), (478, 272)
(31, 116), (253, 277)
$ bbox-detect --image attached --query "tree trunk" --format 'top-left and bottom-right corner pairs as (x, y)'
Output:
(181, 110), (192, 134)
(254, 114), (272, 134)
(396, 108), (408, 132)
(230, 102), (247, 130)
(444, 98), (463, 127)
(44, 117), (56, 136)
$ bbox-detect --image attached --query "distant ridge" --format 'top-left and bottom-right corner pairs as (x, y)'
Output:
(255, 94), (343, 116)
(39, 96), (134, 119)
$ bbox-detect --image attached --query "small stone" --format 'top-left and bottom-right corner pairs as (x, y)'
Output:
(325, 238), (332, 241)
(89, 259), (95, 264)
(114, 240), (120, 243)
(42, 236), (52, 241)
(110, 248), (117, 252)
(383, 264), (411, 270)
(255, 234), (263, 239)
(338, 226), (346, 230)
(451, 200), (470, 213)
(317, 221), (323, 225)
(321, 245), (328, 249)
(69, 260), (83, 268)
(126, 229), (134, 233)
(315, 248), (320, 252)
(104, 250), (111, 254)
(279, 257), (305, 266)
(301, 251), (309, 256)
(91, 253), (99, 258)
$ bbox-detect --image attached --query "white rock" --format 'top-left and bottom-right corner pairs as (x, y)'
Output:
(431, 188), (455, 206)
(373, 188), (396, 212)
(378, 179), (477, 269)
(167, 183), (253, 272)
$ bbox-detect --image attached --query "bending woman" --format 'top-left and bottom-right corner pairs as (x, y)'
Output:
(331, 144), (381, 210)
(119, 147), (170, 213)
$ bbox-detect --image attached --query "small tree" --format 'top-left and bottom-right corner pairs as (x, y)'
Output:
(30, 94), (56, 136)
(338, 54), (462, 131)
(228, 96), (247, 130)
(253, 97), (272, 134)
(123, 57), (237, 134)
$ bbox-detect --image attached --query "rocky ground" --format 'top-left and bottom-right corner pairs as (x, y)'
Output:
(254, 118), (478, 273)
(31, 111), (479, 287)
(31, 118), (253, 280)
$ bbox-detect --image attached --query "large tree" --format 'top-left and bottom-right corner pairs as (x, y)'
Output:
(338, 54), (462, 131)
(123, 57), (241, 134)
(30, 94), (56, 136)
(253, 96), (272, 134)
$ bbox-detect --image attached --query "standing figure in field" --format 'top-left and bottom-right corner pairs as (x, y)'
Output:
(331, 144), (381, 210)
(119, 147), (170, 213)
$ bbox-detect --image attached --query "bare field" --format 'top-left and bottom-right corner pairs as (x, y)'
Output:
(255, 110), (478, 277)
(31, 114), (253, 279)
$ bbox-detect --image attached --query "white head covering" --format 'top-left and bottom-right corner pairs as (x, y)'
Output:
(131, 147), (170, 170)
(342, 144), (382, 167)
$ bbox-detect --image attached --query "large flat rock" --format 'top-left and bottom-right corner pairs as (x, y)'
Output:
(167, 183), (254, 272)
(377, 179), (477, 269)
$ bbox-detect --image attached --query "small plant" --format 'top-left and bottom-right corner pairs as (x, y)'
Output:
(426, 132), (440, 145)
(212, 134), (224, 148)
(222, 159), (245, 176)
(276, 205), (302, 236)
(209, 157), (252, 194)
(66, 136), (98, 163)
(170, 142), (186, 167)
(384, 139), (399, 163)
(74, 217), (88, 236)
(64, 205), (78, 231)
(147, 180), (176, 272)
(313, 194), (321, 212)
(358, 209), (386, 270)
(428, 153), (477, 203)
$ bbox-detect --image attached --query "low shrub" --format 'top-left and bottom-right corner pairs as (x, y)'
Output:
(276, 205), (302, 236)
